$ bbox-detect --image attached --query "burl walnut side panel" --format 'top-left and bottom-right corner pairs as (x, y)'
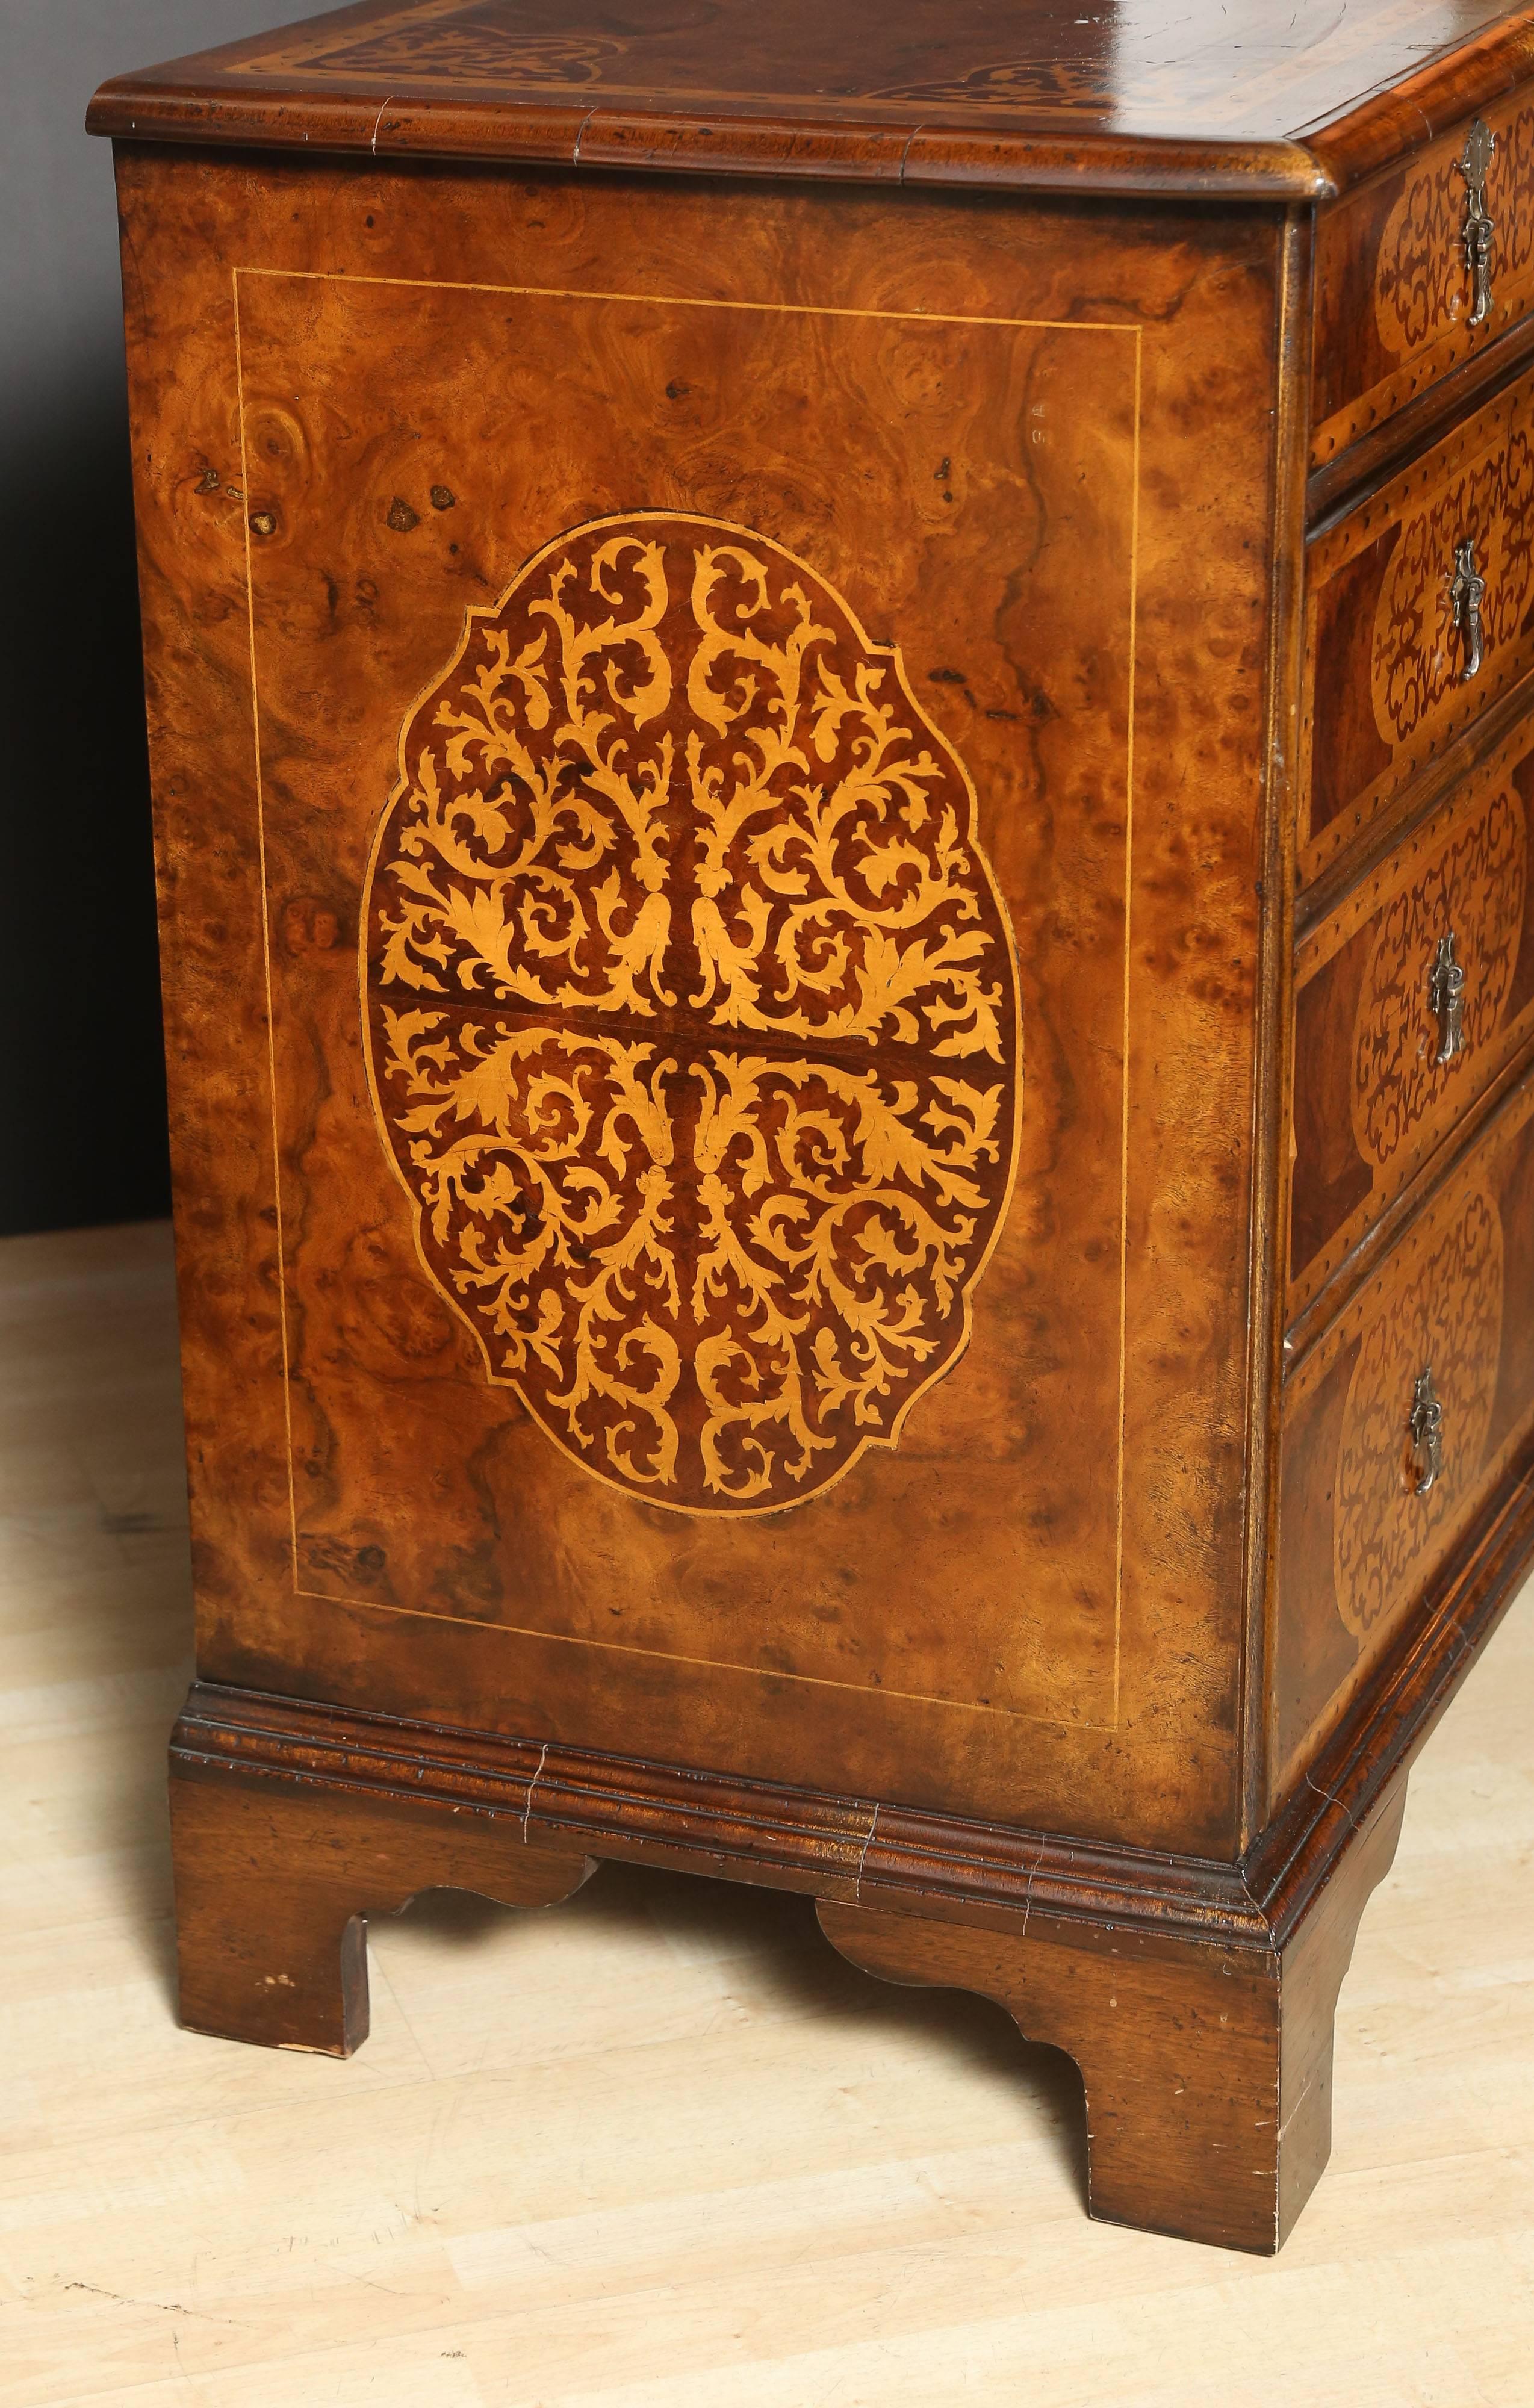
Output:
(117, 149), (1283, 1854)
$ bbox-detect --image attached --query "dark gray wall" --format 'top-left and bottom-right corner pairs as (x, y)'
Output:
(0, 2), (312, 1235)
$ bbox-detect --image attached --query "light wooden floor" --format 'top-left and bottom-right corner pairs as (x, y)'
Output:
(3, 1220), (1533, 2407)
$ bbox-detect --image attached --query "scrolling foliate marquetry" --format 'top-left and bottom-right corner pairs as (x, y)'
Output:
(362, 515), (1020, 1514)
(1351, 787), (1526, 1169)
(1332, 1188), (1503, 1641)
(239, 1), (1108, 108)
(872, 62), (1110, 111)
(296, 27), (626, 86)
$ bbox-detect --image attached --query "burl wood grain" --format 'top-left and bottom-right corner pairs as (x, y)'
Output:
(1302, 361), (1534, 887)
(1289, 725), (1534, 1312)
(363, 512), (1019, 1514)
(116, 146), (1279, 1853)
(1274, 1065), (1534, 1806)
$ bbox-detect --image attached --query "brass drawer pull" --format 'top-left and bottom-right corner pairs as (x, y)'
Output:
(1428, 929), (1467, 1064)
(1410, 1366), (1445, 1496)
(1459, 119), (1497, 326)
(1449, 537), (1486, 679)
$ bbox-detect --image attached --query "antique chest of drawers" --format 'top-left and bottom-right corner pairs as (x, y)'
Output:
(91, 0), (1534, 2253)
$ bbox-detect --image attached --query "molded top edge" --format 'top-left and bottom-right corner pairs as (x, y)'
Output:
(85, 0), (1534, 203)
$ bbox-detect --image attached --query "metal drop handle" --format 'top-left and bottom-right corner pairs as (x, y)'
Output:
(1460, 119), (1497, 327)
(1449, 538), (1486, 680)
(1410, 1366), (1445, 1497)
(1428, 929), (1467, 1064)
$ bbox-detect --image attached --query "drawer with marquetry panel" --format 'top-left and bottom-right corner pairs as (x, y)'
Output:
(1274, 1061), (1534, 1808)
(1302, 366), (1534, 890)
(1314, 98), (1534, 471)
(1290, 719), (1534, 1321)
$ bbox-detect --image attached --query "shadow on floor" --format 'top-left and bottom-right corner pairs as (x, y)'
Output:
(390, 1867), (1091, 2210)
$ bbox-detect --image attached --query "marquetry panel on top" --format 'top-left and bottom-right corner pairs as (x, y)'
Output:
(1301, 364), (1534, 888)
(1289, 721), (1534, 1318)
(1313, 96), (1534, 470)
(220, 0), (1123, 113)
(1274, 1067), (1534, 1805)
(93, 0), (1534, 175)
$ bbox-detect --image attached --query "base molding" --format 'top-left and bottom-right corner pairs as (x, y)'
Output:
(173, 1447), (1534, 1950)
(167, 1453), (1533, 2251)
(168, 1733), (1406, 2254)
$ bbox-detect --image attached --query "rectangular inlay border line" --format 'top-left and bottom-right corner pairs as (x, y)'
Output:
(233, 263), (1143, 1734)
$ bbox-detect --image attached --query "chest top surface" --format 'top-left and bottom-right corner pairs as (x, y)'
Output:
(88, 0), (1534, 197)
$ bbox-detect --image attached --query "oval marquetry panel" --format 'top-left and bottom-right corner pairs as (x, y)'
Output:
(1332, 1186), (1503, 1640)
(1351, 784), (1526, 1169)
(363, 514), (1020, 1515)
(1370, 429), (1534, 749)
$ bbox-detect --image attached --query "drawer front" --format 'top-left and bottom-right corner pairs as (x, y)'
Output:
(1313, 95), (1534, 471)
(1290, 721), (1534, 1316)
(1273, 1069), (1534, 1802)
(1302, 369), (1534, 886)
